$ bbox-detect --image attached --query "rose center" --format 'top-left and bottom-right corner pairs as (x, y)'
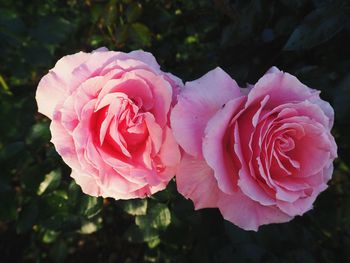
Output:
(91, 97), (149, 157)
(276, 135), (295, 152)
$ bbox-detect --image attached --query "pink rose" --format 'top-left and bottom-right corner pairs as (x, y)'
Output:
(36, 48), (182, 199)
(171, 67), (337, 231)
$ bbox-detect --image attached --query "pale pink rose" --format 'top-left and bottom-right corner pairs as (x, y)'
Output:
(36, 48), (182, 199)
(171, 67), (337, 231)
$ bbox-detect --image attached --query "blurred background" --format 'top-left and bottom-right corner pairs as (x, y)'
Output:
(0, 0), (350, 262)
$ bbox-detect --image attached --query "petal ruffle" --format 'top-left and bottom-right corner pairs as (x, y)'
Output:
(217, 190), (293, 231)
(171, 67), (241, 157)
(36, 51), (90, 119)
(176, 154), (220, 209)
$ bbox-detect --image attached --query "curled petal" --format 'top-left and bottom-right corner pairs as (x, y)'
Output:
(203, 97), (246, 194)
(71, 170), (100, 197)
(158, 126), (181, 167)
(50, 111), (80, 171)
(36, 52), (90, 119)
(176, 154), (220, 209)
(217, 190), (293, 231)
(127, 50), (161, 72)
(171, 67), (241, 157)
(248, 68), (323, 112)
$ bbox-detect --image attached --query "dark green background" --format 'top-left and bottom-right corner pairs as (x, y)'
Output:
(1, 0), (350, 262)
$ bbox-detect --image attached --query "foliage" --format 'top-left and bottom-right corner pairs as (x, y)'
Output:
(0, 0), (350, 262)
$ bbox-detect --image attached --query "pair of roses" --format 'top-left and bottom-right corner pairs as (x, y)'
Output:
(36, 48), (337, 231)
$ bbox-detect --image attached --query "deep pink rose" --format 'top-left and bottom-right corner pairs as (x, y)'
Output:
(36, 48), (182, 199)
(171, 67), (337, 231)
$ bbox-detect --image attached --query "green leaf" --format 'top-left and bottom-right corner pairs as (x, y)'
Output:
(43, 214), (81, 231)
(0, 171), (11, 193)
(220, 1), (260, 47)
(123, 225), (159, 243)
(80, 196), (103, 219)
(147, 236), (161, 249)
(20, 164), (46, 192)
(0, 8), (25, 51)
(44, 190), (69, 214)
(16, 199), (39, 233)
(129, 23), (152, 47)
(49, 240), (68, 263)
(127, 3), (142, 23)
(23, 44), (52, 67)
(142, 227), (160, 243)
(79, 221), (99, 234)
(90, 4), (103, 23)
(121, 199), (148, 216)
(68, 180), (81, 206)
(115, 24), (129, 45)
(37, 170), (61, 196)
(41, 229), (59, 244)
(90, 34), (104, 47)
(284, 5), (349, 50)
(104, 0), (117, 27)
(30, 16), (74, 45)
(135, 203), (171, 230)
(125, 203), (171, 246)
(152, 180), (177, 202)
(123, 225), (144, 243)
(79, 217), (102, 235)
(0, 74), (11, 95)
(0, 141), (25, 161)
(0, 190), (17, 220)
(26, 122), (50, 145)
(224, 221), (252, 244)
(333, 74), (350, 123)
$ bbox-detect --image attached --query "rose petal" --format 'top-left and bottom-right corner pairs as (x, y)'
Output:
(217, 190), (293, 231)
(134, 69), (173, 126)
(71, 170), (100, 196)
(98, 73), (154, 110)
(36, 52), (90, 118)
(158, 126), (181, 167)
(171, 67), (241, 157)
(50, 111), (80, 171)
(288, 123), (332, 176)
(248, 69), (316, 109)
(144, 113), (163, 154)
(176, 154), (220, 209)
(203, 97), (246, 194)
(127, 50), (161, 72)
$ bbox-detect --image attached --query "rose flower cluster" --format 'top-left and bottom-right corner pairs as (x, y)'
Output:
(36, 48), (337, 231)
